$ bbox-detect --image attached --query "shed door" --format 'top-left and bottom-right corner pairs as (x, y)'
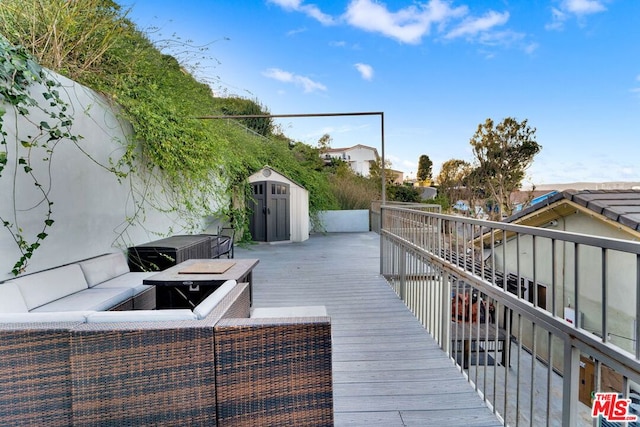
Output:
(249, 182), (267, 241)
(268, 182), (290, 242)
(249, 181), (290, 242)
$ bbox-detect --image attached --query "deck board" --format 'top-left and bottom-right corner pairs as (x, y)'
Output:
(235, 232), (502, 427)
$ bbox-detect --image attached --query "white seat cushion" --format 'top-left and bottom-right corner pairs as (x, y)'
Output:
(0, 311), (92, 323)
(0, 282), (29, 313)
(78, 252), (131, 287)
(250, 306), (328, 318)
(86, 309), (196, 323)
(7, 264), (89, 310)
(31, 287), (134, 312)
(92, 272), (155, 295)
(192, 280), (237, 320)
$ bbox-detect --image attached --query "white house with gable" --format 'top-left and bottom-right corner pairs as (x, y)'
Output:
(321, 144), (379, 177)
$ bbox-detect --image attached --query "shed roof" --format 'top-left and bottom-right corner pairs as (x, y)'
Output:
(248, 166), (306, 190)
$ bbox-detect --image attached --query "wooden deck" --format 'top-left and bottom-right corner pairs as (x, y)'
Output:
(235, 232), (502, 426)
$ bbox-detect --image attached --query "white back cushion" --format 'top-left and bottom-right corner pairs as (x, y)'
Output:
(86, 309), (196, 323)
(0, 282), (29, 313)
(193, 280), (237, 320)
(8, 264), (89, 310)
(91, 272), (154, 289)
(30, 287), (133, 312)
(78, 252), (130, 287)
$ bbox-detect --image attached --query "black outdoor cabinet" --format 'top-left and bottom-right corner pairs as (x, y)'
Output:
(127, 235), (212, 272)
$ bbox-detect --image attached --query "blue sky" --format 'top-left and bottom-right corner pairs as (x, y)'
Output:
(125, 0), (640, 185)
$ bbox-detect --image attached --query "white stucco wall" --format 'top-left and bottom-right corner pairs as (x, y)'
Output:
(322, 145), (378, 177)
(313, 210), (370, 233)
(346, 146), (377, 177)
(0, 71), (221, 280)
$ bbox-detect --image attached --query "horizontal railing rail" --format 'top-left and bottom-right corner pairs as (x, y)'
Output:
(370, 200), (440, 233)
(379, 205), (640, 426)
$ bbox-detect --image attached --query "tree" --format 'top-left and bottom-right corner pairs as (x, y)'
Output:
(290, 141), (325, 171)
(417, 154), (433, 182)
(469, 117), (541, 219)
(436, 159), (472, 209)
(317, 133), (332, 152)
(368, 158), (412, 201)
(387, 183), (421, 203)
(368, 157), (395, 185)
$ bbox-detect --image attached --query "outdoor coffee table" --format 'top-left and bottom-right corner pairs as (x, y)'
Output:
(143, 258), (259, 309)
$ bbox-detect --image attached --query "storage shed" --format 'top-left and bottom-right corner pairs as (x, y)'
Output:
(247, 166), (309, 243)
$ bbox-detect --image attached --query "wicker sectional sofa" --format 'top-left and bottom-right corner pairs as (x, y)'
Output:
(0, 252), (156, 320)
(0, 256), (333, 426)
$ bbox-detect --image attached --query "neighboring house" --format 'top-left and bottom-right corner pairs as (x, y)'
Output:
(529, 182), (640, 192)
(510, 190), (558, 213)
(388, 169), (404, 185)
(321, 144), (379, 177)
(490, 190), (640, 356)
(413, 179), (433, 187)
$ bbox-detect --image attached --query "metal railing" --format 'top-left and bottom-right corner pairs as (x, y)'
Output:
(379, 205), (640, 426)
(370, 200), (440, 233)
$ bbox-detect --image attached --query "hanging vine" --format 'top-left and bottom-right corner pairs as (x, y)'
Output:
(0, 1), (341, 277)
(0, 35), (81, 275)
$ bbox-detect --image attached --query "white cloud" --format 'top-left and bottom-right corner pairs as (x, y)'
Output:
(445, 10), (510, 39)
(344, 0), (467, 44)
(330, 40), (362, 50)
(344, 0), (523, 50)
(354, 63), (374, 81)
(267, 0), (335, 25)
(545, 7), (567, 30)
(268, 0), (300, 8)
(563, 0), (607, 15)
(262, 68), (327, 93)
(272, 0), (531, 53)
(546, 0), (607, 30)
(286, 27), (307, 36)
(524, 42), (540, 55)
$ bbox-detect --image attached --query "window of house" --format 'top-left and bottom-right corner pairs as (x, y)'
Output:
(521, 278), (547, 310)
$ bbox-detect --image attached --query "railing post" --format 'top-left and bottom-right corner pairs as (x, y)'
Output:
(399, 246), (406, 301)
(440, 274), (451, 352)
(379, 205), (384, 275)
(562, 342), (580, 426)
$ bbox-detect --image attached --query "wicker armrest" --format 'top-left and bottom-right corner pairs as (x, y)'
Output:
(214, 316), (333, 426)
(200, 282), (250, 324)
(0, 322), (82, 426)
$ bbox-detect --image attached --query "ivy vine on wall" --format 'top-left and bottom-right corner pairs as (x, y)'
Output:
(0, 35), (81, 275)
